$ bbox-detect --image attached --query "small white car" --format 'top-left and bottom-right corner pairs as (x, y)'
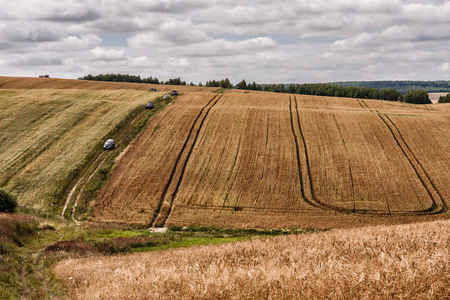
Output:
(103, 139), (115, 150)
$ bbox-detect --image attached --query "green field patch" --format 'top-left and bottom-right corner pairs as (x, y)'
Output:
(132, 236), (251, 252)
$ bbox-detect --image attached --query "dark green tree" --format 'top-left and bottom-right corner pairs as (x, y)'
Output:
(219, 78), (232, 89)
(0, 189), (17, 213)
(236, 79), (247, 89)
(438, 94), (450, 103)
(403, 90), (431, 104)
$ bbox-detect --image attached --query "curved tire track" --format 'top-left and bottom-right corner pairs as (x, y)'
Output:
(290, 96), (444, 216)
(61, 108), (152, 223)
(151, 94), (223, 227)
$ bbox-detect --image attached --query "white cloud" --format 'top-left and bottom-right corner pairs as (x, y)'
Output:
(0, 0), (449, 83)
(89, 47), (128, 62)
(128, 18), (209, 48)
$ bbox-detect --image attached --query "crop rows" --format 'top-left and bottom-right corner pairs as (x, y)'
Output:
(0, 89), (159, 210)
(95, 92), (450, 227)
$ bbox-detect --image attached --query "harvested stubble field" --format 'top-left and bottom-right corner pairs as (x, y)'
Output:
(0, 76), (215, 93)
(0, 86), (161, 210)
(0, 76), (217, 213)
(54, 218), (450, 299)
(96, 91), (450, 228)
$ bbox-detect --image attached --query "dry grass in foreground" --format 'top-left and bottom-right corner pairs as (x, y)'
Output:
(54, 219), (450, 299)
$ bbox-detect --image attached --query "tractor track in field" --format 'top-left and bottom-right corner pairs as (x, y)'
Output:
(289, 96), (319, 209)
(332, 113), (357, 212)
(61, 107), (154, 223)
(290, 96), (444, 216)
(382, 113), (447, 211)
(358, 99), (446, 214)
(151, 94), (223, 227)
(377, 112), (447, 213)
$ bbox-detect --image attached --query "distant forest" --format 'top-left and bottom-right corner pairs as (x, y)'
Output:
(79, 73), (161, 84)
(80, 74), (450, 104)
(330, 81), (450, 94)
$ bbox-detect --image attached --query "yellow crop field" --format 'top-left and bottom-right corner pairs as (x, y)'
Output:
(0, 76), (216, 93)
(0, 87), (162, 211)
(95, 90), (450, 228)
(2, 76), (450, 228)
(95, 93), (221, 224)
(54, 218), (450, 299)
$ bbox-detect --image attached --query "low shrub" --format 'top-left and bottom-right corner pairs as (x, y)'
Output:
(0, 188), (18, 213)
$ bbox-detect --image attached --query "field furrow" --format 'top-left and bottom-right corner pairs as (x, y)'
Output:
(381, 110), (450, 211)
(377, 113), (441, 213)
(152, 94), (223, 227)
(168, 93), (305, 222)
(296, 95), (432, 214)
(4, 77), (450, 230)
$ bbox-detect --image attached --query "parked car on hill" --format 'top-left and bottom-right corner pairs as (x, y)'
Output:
(149, 88), (158, 91)
(103, 139), (115, 150)
(146, 101), (155, 109)
(163, 95), (170, 100)
(172, 90), (178, 96)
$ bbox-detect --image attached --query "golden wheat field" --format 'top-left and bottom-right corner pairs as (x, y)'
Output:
(0, 76), (215, 93)
(0, 87), (161, 210)
(0, 77), (217, 212)
(95, 90), (450, 228)
(54, 218), (450, 299)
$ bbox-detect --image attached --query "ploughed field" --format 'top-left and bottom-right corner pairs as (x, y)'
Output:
(95, 91), (450, 228)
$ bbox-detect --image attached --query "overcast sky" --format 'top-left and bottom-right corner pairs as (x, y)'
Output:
(1, 0), (449, 84)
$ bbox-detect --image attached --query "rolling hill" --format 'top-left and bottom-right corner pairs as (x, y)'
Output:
(0, 77), (216, 214)
(2, 76), (450, 228)
(94, 88), (450, 228)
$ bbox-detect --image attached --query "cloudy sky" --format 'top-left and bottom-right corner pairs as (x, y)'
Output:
(1, 0), (449, 84)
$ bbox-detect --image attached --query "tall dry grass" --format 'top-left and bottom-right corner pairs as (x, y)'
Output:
(54, 218), (450, 299)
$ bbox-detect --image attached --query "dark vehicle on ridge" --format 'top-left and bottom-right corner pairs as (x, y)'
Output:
(146, 101), (155, 109)
(172, 90), (178, 96)
(149, 88), (158, 91)
(103, 139), (115, 150)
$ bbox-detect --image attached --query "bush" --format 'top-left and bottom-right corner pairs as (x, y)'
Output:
(403, 90), (431, 104)
(438, 94), (450, 103)
(0, 189), (18, 213)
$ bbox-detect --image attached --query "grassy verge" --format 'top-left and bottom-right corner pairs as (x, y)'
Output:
(0, 214), (64, 299)
(57, 224), (324, 255)
(1, 212), (323, 298)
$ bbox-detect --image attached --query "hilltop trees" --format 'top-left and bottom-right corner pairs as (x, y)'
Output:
(164, 77), (186, 85)
(205, 78), (233, 88)
(438, 94), (450, 103)
(404, 90), (431, 104)
(236, 79), (247, 89)
(79, 73), (160, 84)
(79, 73), (436, 104)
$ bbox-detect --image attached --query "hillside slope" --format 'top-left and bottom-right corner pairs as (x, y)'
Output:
(0, 76), (215, 93)
(0, 88), (162, 211)
(95, 90), (450, 228)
